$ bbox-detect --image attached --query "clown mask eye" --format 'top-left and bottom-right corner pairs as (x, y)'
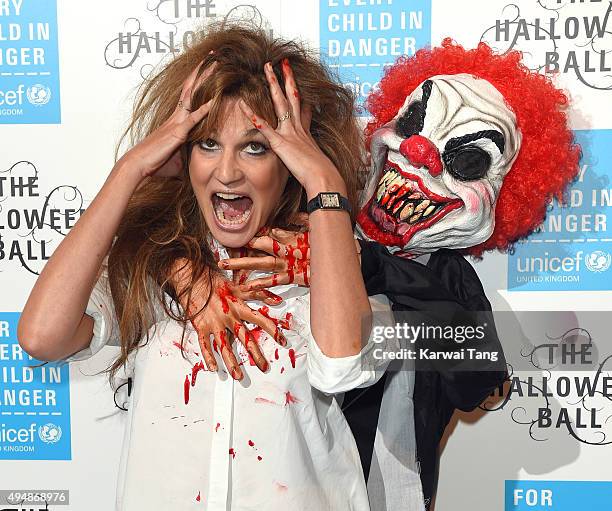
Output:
(442, 145), (491, 181)
(395, 80), (433, 139)
(396, 100), (425, 139)
(441, 129), (505, 181)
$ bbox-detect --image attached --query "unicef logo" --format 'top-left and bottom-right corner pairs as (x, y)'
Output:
(38, 423), (62, 444)
(585, 251), (611, 273)
(26, 84), (51, 106)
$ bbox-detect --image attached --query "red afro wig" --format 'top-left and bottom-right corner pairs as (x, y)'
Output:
(365, 38), (581, 257)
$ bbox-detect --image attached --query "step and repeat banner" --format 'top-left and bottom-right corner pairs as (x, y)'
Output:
(1, 1), (610, 510)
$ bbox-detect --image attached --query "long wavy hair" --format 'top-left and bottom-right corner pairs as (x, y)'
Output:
(104, 22), (364, 381)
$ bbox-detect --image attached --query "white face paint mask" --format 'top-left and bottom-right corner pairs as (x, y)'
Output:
(357, 73), (522, 255)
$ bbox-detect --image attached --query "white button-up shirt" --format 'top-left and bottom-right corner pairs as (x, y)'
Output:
(65, 240), (396, 511)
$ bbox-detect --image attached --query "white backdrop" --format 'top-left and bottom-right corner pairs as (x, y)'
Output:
(1, 1), (611, 510)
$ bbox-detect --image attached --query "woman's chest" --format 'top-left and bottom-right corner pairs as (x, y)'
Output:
(117, 293), (352, 509)
(127, 289), (313, 426)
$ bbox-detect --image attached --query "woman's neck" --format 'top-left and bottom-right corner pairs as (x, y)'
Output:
(207, 233), (247, 260)
(226, 247), (245, 259)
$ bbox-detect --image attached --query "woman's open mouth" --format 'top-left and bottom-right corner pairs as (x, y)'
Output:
(211, 192), (254, 230)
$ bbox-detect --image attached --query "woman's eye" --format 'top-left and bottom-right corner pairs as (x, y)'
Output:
(244, 142), (267, 155)
(199, 138), (218, 151)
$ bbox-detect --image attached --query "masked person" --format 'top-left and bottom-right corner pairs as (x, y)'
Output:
(344, 39), (580, 510)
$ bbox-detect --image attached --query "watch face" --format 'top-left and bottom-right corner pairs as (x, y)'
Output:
(321, 193), (340, 208)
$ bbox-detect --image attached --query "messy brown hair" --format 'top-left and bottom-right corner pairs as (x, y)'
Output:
(104, 21), (364, 381)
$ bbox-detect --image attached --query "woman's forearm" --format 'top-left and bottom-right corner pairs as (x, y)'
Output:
(306, 176), (372, 358)
(17, 159), (144, 360)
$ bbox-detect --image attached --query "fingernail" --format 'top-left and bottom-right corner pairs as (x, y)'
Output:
(262, 360), (269, 372)
(266, 63), (277, 81)
(238, 99), (250, 113)
(282, 58), (289, 70)
(218, 260), (229, 269)
(274, 328), (287, 346)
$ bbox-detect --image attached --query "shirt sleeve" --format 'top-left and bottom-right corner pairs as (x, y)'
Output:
(63, 258), (121, 362)
(306, 293), (399, 395)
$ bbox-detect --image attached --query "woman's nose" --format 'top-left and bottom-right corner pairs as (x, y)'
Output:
(216, 152), (244, 185)
(399, 135), (443, 177)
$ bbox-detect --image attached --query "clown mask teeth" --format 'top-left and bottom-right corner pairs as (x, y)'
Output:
(383, 170), (396, 182)
(358, 159), (465, 248)
(414, 199), (430, 213)
(423, 204), (436, 217)
(375, 168), (439, 222)
(392, 198), (404, 214)
(409, 212), (423, 224)
(399, 203), (414, 220)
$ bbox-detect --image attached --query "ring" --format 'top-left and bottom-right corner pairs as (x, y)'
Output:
(277, 111), (292, 123)
(178, 100), (192, 113)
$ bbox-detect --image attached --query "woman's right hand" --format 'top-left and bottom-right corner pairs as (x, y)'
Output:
(170, 258), (289, 381)
(18, 58), (218, 363)
(119, 59), (216, 179)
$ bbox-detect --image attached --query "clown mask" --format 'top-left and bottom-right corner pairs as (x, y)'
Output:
(357, 73), (522, 256)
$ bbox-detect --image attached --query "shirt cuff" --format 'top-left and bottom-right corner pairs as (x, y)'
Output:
(307, 336), (380, 394)
(307, 294), (396, 395)
(63, 276), (118, 363)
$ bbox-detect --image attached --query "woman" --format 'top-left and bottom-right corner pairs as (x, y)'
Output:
(17, 23), (393, 510)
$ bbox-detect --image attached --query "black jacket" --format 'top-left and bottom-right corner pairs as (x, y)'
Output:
(344, 240), (508, 509)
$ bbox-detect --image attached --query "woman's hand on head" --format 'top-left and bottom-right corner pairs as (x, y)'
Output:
(238, 60), (347, 199)
(119, 59), (217, 180)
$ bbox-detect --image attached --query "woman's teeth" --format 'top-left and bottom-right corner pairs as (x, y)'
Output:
(217, 192), (243, 200)
(214, 206), (252, 225)
(212, 193), (253, 226)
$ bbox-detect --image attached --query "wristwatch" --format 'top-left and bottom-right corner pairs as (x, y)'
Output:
(306, 192), (352, 214)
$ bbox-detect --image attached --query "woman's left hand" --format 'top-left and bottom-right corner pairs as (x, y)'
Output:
(219, 220), (311, 289)
(238, 59), (346, 198)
